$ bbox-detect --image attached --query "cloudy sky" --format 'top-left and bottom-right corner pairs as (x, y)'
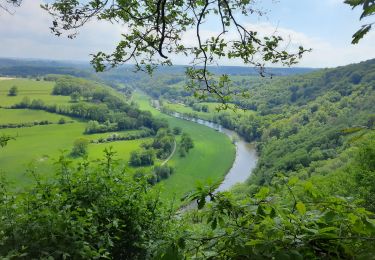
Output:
(0, 0), (374, 68)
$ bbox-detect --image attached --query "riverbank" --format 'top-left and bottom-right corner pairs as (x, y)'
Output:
(133, 92), (236, 202)
(162, 110), (258, 193)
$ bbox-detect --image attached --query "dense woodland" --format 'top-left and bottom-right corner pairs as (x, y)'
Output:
(0, 59), (374, 258)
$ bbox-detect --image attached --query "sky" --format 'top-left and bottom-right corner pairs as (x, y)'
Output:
(0, 0), (374, 68)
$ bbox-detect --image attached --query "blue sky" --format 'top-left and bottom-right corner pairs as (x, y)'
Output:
(0, 0), (373, 68)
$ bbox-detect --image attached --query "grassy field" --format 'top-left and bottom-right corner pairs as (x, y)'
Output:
(0, 79), (70, 107)
(0, 122), (151, 187)
(0, 108), (73, 124)
(134, 92), (236, 201)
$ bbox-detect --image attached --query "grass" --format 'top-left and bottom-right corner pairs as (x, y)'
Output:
(0, 79), (70, 107)
(134, 92), (236, 201)
(0, 122), (149, 187)
(0, 108), (73, 124)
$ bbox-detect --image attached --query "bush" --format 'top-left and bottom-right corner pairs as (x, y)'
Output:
(8, 86), (18, 96)
(173, 126), (182, 135)
(179, 132), (194, 157)
(129, 149), (155, 166)
(153, 165), (174, 181)
(0, 152), (172, 259)
(58, 117), (66, 124)
(70, 138), (89, 157)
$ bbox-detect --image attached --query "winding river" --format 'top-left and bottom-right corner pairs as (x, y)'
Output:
(167, 111), (258, 193)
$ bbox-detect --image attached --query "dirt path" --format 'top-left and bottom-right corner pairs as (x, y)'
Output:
(161, 140), (177, 166)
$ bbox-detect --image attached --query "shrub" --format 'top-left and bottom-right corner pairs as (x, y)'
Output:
(8, 86), (18, 96)
(70, 138), (89, 157)
(58, 117), (66, 124)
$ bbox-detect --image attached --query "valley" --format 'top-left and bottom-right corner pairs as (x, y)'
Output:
(0, 77), (236, 201)
(0, 58), (374, 258)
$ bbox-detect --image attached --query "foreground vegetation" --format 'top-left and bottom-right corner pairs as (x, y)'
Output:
(0, 143), (374, 259)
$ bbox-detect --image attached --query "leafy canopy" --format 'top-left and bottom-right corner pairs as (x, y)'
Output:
(40, 0), (310, 103)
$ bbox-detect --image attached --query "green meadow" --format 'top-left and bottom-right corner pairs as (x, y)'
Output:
(0, 79), (70, 107)
(0, 108), (72, 124)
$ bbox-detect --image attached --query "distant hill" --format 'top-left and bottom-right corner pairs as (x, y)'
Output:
(0, 58), (316, 79)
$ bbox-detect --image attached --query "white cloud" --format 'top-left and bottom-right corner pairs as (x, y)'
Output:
(0, 0), (373, 68)
(245, 22), (375, 68)
(0, 0), (124, 61)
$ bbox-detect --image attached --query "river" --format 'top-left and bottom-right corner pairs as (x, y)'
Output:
(167, 111), (258, 193)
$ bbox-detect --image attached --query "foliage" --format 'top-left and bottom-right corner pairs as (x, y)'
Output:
(129, 149), (155, 166)
(58, 117), (66, 124)
(70, 138), (89, 157)
(0, 151), (174, 259)
(151, 165), (175, 184)
(353, 138), (375, 211)
(11, 75), (168, 134)
(41, 0), (309, 103)
(345, 0), (375, 43)
(172, 126), (182, 135)
(0, 120), (52, 129)
(70, 91), (80, 102)
(0, 134), (14, 147)
(150, 128), (175, 159)
(7, 85), (18, 96)
(90, 129), (154, 144)
(179, 132), (194, 157)
(177, 176), (375, 259)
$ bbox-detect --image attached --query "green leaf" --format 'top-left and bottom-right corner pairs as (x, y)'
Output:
(288, 176), (299, 186)
(296, 201), (306, 215)
(352, 25), (372, 44)
(318, 227), (337, 234)
(255, 187), (269, 200)
(360, 4), (375, 19)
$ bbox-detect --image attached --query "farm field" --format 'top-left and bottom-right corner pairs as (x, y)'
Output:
(0, 108), (73, 124)
(0, 79), (70, 107)
(134, 92), (236, 201)
(0, 122), (153, 186)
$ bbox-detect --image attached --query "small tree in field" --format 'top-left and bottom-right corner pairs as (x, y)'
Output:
(70, 91), (80, 102)
(179, 133), (194, 157)
(8, 86), (18, 96)
(70, 138), (89, 157)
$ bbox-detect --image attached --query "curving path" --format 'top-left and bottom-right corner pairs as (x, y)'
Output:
(161, 140), (177, 166)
